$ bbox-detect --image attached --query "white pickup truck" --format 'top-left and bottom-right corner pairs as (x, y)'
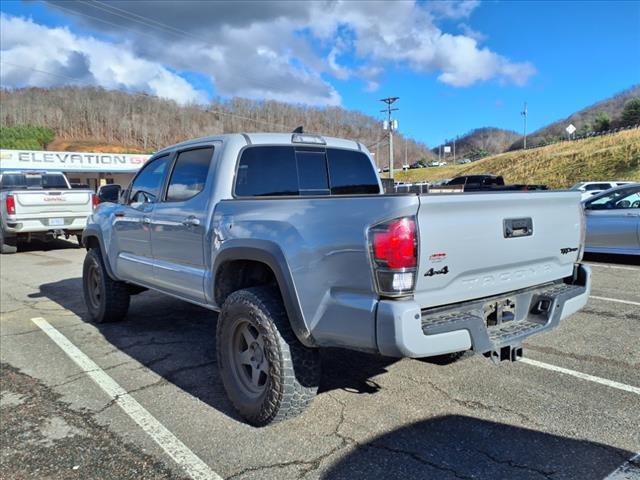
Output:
(0, 171), (96, 253)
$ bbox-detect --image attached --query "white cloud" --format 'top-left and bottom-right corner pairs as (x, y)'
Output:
(307, 1), (536, 89)
(0, 14), (207, 105)
(1, 1), (536, 107)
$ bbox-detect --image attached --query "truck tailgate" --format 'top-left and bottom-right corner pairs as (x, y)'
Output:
(414, 191), (583, 308)
(13, 190), (93, 217)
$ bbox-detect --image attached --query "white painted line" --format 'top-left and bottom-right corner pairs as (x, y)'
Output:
(603, 452), (640, 480)
(586, 263), (640, 272)
(520, 358), (640, 395)
(590, 295), (640, 307)
(31, 317), (222, 480)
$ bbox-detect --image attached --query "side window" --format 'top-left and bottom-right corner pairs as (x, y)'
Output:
(235, 147), (298, 196)
(447, 177), (466, 186)
(166, 147), (214, 202)
(327, 149), (380, 194)
(587, 189), (640, 210)
(129, 155), (170, 205)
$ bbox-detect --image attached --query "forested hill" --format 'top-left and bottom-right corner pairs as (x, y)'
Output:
(433, 127), (520, 160)
(0, 87), (434, 166)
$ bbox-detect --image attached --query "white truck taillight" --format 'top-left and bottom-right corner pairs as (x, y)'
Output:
(577, 203), (586, 262)
(5, 194), (16, 215)
(368, 216), (418, 297)
(92, 194), (99, 210)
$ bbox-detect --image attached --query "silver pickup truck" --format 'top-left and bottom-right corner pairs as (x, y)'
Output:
(1, 171), (95, 253)
(82, 133), (591, 426)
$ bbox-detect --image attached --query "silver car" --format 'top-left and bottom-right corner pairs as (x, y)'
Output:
(583, 183), (640, 255)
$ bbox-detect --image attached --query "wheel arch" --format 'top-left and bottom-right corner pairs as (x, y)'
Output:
(82, 227), (118, 280)
(212, 240), (315, 347)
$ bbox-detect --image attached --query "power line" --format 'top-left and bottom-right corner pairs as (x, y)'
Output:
(83, 0), (205, 42)
(0, 61), (293, 131)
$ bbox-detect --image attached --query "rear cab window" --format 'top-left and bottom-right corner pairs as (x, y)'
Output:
(234, 146), (380, 197)
(0, 173), (69, 190)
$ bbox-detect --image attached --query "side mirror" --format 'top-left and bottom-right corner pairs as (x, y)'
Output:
(97, 184), (122, 203)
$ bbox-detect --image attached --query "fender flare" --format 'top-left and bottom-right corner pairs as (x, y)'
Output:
(212, 240), (315, 347)
(82, 227), (118, 280)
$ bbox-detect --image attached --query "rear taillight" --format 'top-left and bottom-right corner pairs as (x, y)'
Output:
(5, 195), (16, 215)
(368, 216), (418, 296)
(92, 194), (99, 210)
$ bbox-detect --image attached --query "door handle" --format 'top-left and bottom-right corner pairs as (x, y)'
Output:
(114, 211), (125, 217)
(182, 216), (200, 227)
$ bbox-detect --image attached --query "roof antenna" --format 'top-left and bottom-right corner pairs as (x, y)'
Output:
(292, 126), (304, 134)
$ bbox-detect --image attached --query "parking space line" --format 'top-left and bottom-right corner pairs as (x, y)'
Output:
(590, 295), (640, 307)
(31, 317), (222, 480)
(603, 452), (640, 480)
(520, 358), (640, 395)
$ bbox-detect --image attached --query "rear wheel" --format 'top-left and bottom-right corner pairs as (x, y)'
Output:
(216, 287), (320, 426)
(76, 235), (83, 247)
(0, 228), (17, 254)
(83, 248), (130, 323)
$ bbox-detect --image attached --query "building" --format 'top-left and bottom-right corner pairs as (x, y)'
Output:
(0, 149), (151, 191)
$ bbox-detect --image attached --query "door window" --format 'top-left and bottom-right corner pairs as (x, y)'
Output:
(129, 155), (171, 205)
(166, 147), (214, 202)
(587, 188), (640, 210)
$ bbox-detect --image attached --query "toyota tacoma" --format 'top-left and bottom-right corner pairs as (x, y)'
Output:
(82, 133), (591, 426)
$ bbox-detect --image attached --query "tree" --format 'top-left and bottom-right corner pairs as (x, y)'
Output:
(619, 97), (640, 127)
(577, 123), (592, 137)
(592, 112), (611, 132)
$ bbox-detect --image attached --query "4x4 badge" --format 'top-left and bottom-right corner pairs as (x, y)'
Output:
(424, 266), (449, 277)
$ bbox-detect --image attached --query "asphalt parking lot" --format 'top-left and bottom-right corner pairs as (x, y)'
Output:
(1, 240), (638, 480)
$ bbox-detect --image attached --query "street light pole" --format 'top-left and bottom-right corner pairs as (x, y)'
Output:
(380, 97), (399, 179)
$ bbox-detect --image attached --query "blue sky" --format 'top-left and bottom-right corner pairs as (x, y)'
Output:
(1, 1), (639, 146)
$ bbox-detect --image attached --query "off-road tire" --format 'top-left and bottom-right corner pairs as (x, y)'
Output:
(76, 235), (83, 247)
(217, 287), (320, 426)
(0, 228), (17, 254)
(83, 248), (130, 323)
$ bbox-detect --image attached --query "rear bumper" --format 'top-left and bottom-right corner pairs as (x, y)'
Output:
(3, 216), (88, 234)
(376, 264), (591, 358)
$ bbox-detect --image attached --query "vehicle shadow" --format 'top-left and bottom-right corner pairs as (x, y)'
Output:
(584, 252), (640, 266)
(29, 277), (402, 421)
(322, 414), (633, 479)
(15, 238), (81, 253)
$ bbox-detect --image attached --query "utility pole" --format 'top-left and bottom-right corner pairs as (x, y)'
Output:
(380, 97), (399, 179)
(521, 102), (528, 149)
(453, 138), (456, 164)
(404, 137), (407, 167)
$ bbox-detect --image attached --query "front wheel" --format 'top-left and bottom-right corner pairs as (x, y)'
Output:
(216, 287), (320, 426)
(83, 248), (130, 323)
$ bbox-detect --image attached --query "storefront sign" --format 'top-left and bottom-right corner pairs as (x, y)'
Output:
(0, 149), (152, 172)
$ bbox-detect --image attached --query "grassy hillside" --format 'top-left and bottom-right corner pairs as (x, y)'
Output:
(396, 128), (640, 189)
(509, 85), (640, 150)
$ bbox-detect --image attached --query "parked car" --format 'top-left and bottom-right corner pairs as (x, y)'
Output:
(82, 132), (590, 426)
(0, 171), (95, 253)
(571, 181), (632, 201)
(429, 175), (547, 193)
(583, 183), (640, 256)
